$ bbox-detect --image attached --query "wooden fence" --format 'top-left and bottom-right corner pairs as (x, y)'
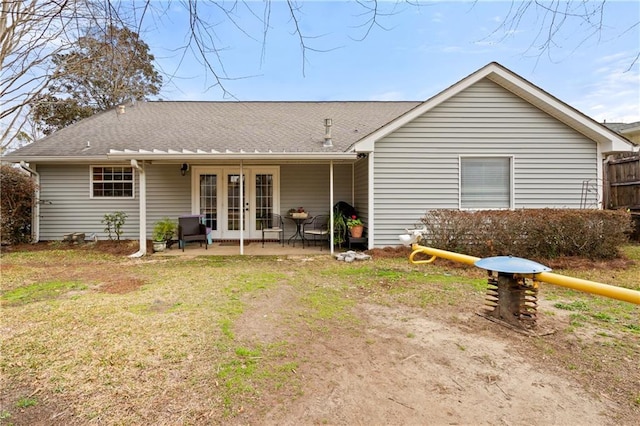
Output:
(604, 152), (640, 211)
(605, 152), (640, 241)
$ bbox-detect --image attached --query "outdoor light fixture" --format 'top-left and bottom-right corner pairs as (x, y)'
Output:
(324, 118), (332, 127)
(180, 163), (189, 176)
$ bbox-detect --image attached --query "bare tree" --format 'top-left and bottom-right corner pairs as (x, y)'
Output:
(2, 1), (636, 151)
(2, 1), (84, 150)
(484, 0), (639, 68)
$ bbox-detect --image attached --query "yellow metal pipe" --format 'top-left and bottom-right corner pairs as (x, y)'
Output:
(410, 244), (479, 266)
(409, 244), (640, 305)
(536, 272), (640, 305)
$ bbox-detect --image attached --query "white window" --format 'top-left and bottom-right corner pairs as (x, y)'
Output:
(460, 157), (512, 209)
(91, 166), (134, 198)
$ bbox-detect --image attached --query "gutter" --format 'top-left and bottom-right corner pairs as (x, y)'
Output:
(19, 161), (40, 243)
(128, 159), (147, 258)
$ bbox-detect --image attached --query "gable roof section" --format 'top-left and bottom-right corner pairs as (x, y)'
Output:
(5, 101), (420, 162)
(604, 121), (640, 134)
(351, 62), (634, 153)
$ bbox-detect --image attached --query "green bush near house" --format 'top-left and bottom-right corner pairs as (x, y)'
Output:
(419, 209), (633, 260)
(0, 164), (37, 244)
(102, 211), (127, 241)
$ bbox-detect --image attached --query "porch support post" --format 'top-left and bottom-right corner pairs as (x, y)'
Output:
(240, 160), (244, 255)
(129, 159), (147, 257)
(367, 152), (374, 250)
(330, 160), (334, 255)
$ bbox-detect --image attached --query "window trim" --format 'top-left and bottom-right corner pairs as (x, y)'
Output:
(90, 165), (135, 199)
(458, 155), (514, 210)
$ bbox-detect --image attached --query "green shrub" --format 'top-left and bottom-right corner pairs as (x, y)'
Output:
(420, 209), (632, 260)
(102, 211), (127, 240)
(0, 164), (37, 244)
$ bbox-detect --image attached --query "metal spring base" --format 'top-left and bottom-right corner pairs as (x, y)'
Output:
(483, 271), (539, 329)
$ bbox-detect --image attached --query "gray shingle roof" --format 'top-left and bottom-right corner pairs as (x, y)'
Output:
(603, 121), (640, 133)
(7, 101), (421, 158)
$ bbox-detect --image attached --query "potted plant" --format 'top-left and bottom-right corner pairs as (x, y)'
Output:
(152, 217), (177, 252)
(346, 215), (364, 238)
(289, 207), (308, 219)
(333, 209), (347, 247)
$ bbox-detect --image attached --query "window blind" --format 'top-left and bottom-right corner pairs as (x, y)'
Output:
(461, 157), (510, 209)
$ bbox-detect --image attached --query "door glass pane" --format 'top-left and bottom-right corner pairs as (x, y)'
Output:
(200, 174), (217, 230)
(255, 174), (274, 229)
(227, 174), (245, 231)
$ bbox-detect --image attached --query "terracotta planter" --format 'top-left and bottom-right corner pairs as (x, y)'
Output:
(349, 225), (364, 238)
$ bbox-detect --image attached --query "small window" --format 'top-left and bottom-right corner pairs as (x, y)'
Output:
(460, 157), (511, 209)
(91, 166), (134, 198)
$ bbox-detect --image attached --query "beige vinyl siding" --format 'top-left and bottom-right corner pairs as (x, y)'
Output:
(373, 79), (598, 247)
(37, 164), (139, 240)
(37, 162), (351, 241)
(280, 163), (352, 218)
(146, 164), (192, 235)
(353, 158), (369, 223)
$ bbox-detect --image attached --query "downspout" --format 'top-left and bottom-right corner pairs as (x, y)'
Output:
(19, 161), (40, 243)
(129, 159), (147, 257)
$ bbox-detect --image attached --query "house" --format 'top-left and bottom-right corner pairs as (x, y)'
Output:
(604, 121), (640, 147)
(3, 62), (634, 255)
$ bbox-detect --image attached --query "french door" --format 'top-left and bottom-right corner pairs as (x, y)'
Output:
(193, 167), (279, 239)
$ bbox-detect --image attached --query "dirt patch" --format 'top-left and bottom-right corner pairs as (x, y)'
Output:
(99, 278), (146, 294)
(3, 240), (140, 256)
(366, 246), (412, 259)
(235, 296), (625, 425)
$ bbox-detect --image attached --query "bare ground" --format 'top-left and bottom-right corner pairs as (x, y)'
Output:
(1, 242), (639, 425)
(233, 284), (630, 426)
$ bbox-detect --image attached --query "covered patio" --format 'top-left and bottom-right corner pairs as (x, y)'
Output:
(155, 240), (340, 256)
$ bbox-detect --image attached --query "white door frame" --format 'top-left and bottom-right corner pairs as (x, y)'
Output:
(191, 166), (280, 240)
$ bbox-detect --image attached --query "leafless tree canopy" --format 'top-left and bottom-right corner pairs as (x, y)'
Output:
(487, 0), (639, 68)
(2, 1), (89, 148)
(1, 0), (637, 151)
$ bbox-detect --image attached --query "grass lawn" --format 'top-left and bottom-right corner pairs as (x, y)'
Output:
(1, 244), (639, 424)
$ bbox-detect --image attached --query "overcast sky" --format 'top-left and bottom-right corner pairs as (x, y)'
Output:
(143, 1), (640, 123)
